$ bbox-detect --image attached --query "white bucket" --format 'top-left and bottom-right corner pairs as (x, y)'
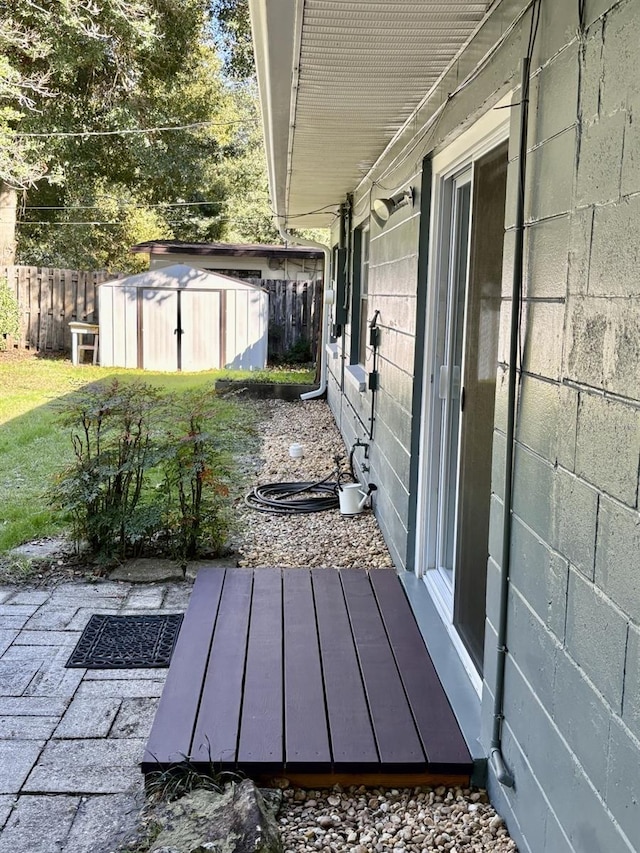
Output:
(289, 443), (304, 459)
(338, 483), (367, 515)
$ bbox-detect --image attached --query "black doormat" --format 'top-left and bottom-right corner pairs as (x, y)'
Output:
(66, 614), (183, 669)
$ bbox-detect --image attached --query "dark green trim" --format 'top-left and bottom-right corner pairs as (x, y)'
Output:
(406, 157), (432, 571)
(349, 226), (364, 365)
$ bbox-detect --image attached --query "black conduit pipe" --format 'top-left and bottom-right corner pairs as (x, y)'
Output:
(490, 57), (531, 789)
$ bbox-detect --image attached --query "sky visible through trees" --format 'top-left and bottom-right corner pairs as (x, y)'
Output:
(1, 0), (282, 271)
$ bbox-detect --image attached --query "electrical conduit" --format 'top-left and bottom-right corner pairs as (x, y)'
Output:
(490, 57), (531, 789)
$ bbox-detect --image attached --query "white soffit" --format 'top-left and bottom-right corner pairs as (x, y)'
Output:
(250, 0), (492, 228)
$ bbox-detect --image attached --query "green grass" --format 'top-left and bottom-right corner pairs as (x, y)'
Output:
(0, 354), (314, 553)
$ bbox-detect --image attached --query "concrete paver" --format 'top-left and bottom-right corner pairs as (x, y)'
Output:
(52, 696), (121, 739)
(63, 793), (144, 853)
(0, 715), (59, 739)
(0, 661), (40, 695)
(0, 795), (79, 853)
(24, 738), (146, 794)
(0, 741), (45, 794)
(0, 797), (14, 829)
(0, 578), (192, 851)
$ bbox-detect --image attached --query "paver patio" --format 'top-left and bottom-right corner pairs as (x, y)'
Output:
(0, 578), (192, 853)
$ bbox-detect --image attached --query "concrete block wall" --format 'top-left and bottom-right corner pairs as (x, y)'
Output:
(327, 177), (423, 571)
(485, 1), (640, 850)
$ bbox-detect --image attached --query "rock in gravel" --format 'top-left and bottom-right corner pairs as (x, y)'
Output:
(149, 780), (282, 853)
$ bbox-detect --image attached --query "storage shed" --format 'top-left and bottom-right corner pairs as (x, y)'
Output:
(98, 264), (268, 372)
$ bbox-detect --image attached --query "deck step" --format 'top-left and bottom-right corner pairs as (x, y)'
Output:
(142, 567), (472, 787)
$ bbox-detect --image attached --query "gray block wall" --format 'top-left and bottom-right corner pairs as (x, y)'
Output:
(484, 2), (640, 851)
(326, 1), (639, 849)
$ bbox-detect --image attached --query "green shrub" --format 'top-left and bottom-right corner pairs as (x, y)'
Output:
(158, 391), (240, 563)
(0, 278), (20, 350)
(51, 379), (249, 564)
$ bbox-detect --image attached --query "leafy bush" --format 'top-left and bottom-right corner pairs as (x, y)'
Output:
(158, 391), (239, 563)
(0, 279), (20, 350)
(51, 380), (249, 564)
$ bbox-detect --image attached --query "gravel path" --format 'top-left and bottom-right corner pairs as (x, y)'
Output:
(235, 399), (394, 569)
(277, 784), (516, 853)
(233, 399), (517, 853)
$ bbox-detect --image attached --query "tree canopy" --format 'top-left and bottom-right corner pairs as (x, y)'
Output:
(2, 0), (280, 271)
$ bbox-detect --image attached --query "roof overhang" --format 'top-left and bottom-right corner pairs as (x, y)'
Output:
(131, 241), (324, 260)
(249, 0), (494, 229)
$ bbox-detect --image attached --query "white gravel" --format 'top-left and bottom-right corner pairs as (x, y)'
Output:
(235, 399), (394, 569)
(234, 399), (517, 852)
(277, 784), (517, 853)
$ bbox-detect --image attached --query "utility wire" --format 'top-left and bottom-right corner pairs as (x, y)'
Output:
(11, 119), (257, 139)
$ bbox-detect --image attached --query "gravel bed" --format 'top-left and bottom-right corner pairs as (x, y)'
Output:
(235, 399), (517, 852)
(235, 399), (394, 569)
(277, 784), (517, 853)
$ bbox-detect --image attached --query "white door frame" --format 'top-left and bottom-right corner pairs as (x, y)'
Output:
(414, 94), (512, 694)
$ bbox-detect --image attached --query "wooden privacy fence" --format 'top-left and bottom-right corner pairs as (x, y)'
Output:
(1, 266), (322, 363)
(1, 266), (121, 353)
(257, 278), (322, 362)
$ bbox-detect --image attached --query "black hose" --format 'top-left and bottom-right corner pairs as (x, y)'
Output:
(245, 478), (340, 514)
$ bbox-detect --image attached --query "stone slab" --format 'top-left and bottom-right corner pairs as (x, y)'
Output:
(0, 794), (79, 853)
(123, 587), (166, 608)
(76, 679), (166, 699)
(24, 659), (84, 700)
(0, 662), (40, 697)
(83, 668), (165, 681)
(24, 607), (79, 631)
(9, 591), (51, 606)
(0, 591), (15, 605)
(65, 609), (121, 631)
(0, 615), (33, 630)
(24, 738), (145, 794)
(0, 631), (17, 657)
(0, 795), (14, 829)
(12, 630), (82, 647)
(0, 740), (45, 794)
(53, 696), (121, 739)
(0, 604), (40, 616)
(109, 559), (184, 583)
(110, 697), (159, 739)
(63, 792), (144, 853)
(0, 716), (59, 740)
(0, 697), (69, 717)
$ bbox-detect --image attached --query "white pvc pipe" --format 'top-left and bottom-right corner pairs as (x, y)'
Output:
(277, 223), (331, 400)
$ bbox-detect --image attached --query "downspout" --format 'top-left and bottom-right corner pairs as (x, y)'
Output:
(276, 222), (331, 400)
(490, 57), (530, 789)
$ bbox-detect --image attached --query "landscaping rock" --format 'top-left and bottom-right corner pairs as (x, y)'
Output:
(150, 780), (283, 853)
(109, 559), (185, 583)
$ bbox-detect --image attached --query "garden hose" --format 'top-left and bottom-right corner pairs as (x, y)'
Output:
(245, 476), (340, 514)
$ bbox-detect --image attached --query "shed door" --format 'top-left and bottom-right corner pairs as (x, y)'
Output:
(181, 290), (222, 371)
(141, 289), (179, 371)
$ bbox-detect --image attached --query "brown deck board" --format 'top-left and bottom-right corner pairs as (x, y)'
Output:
(142, 567), (225, 767)
(191, 568), (253, 764)
(237, 568), (283, 766)
(143, 567), (473, 784)
(340, 569), (426, 767)
(283, 569), (331, 768)
(370, 569), (472, 769)
(311, 568), (379, 769)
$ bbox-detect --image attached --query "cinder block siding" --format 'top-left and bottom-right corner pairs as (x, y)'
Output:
(486, 2), (640, 851)
(327, 189), (422, 571)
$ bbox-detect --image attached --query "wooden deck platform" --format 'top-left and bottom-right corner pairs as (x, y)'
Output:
(142, 568), (472, 787)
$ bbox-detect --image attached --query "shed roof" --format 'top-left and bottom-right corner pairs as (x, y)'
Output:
(100, 264), (267, 292)
(131, 240), (324, 260)
(249, 0), (495, 228)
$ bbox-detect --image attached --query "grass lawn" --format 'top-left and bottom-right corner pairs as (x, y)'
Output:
(0, 352), (314, 553)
